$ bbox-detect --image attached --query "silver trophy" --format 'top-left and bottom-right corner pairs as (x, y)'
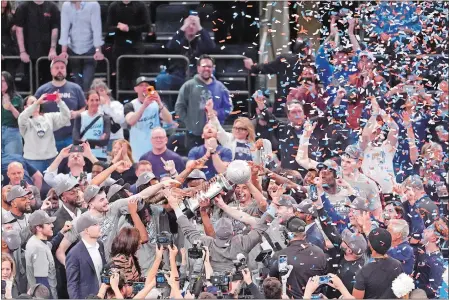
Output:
(179, 160), (251, 218)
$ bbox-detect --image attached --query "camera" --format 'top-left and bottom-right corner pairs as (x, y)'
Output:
(232, 254), (247, 281)
(20, 179), (27, 188)
(156, 271), (169, 288)
(70, 145), (84, 153)
(210, 274), (230, 287)
(188, 240), (204, 259)
(255, 249), (272, 265)
(156, 231), (173, 248)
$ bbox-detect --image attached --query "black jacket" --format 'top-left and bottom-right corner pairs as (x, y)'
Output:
(269, 240), (327, 299)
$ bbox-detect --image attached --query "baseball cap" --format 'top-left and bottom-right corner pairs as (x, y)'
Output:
(28, 210), (56, 227)
(346, 196), (371, 212)
(84, 185), (105, 203)
(368, 227), (392, 255)
(106, 184), (129, 201)
(277, 195), (296, 208)
(341, 229), (368, 256)
(55, 176), (79, 196)
(2, 230), (21, 251)
(135, 76), (152, 87)
(295, 199), (318, 217)
(75, 213), (99, 233)
(186, 169), (207, 181)
(343, 144), (364, 160)
(136, 172), (156, 188)
(50, 56), (68, 67)
(317, 159), (341, 177)
(359, 50), (375, 61)
(285, 216), (307, 233)
(6, 186), (32, 204)
(402, 175), (424, 190)
(2, 212), (16, 225)
(214, 218), (233, 248)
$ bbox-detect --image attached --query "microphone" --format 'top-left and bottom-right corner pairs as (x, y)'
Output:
(236, 253), (247, 263)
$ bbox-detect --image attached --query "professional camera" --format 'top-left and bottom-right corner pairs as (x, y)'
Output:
(156, 231), (173, 248)
(232, 253), (247, 281)
(210, 274), (230, 287)
(188, 240), (204, 259)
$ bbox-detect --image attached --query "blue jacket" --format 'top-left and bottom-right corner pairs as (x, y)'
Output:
(66, 240), (107, 299)
(387, 241), (415, 275)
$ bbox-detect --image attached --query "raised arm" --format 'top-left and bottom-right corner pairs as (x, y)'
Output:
(295, 121), (318, 169)
(214, 195), (258, 227)
(402, 111), (419, 164)
(246, 182), (268, 212)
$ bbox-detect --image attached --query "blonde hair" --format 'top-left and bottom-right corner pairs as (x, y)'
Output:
(111, 139), (134, 163)
(233, 117), (256, 143)
(1, 253), (16, 279)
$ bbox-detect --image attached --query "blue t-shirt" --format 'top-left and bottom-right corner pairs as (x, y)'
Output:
(35, 81), (86, 140)
(187, 145), (232, 179)
(139, 149), (186, 179)
(387, 241), (415, 275)
(234, 141), (252, 161)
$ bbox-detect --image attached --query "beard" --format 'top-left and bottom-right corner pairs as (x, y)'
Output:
(53, 73), (65, 81)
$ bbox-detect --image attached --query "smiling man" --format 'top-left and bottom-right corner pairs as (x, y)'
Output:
(175, 54), (233, 149)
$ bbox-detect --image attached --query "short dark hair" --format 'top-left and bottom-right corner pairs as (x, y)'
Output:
(197, 54), (214, 66)
(93, 161), (108, 169)
(263, 277), (282, 299)
(30, 225), (41, 235)
(198, 292), (217, 299)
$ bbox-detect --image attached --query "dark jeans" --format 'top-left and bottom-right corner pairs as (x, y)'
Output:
(68, 47), (96, 92)
(113, 42), (144, 91)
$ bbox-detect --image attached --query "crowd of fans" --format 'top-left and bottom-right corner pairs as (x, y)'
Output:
(1, 0), (448, 299)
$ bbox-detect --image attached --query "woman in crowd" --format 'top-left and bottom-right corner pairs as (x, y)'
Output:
(90, 79), (125, 151)
(1, 71), (23, 155)
(110, 139), (137, 184)
(18, 93), (70, 174)
(1, 253), (19, 299)
(110, 227), (142, 282)
(209, 113), (272, 164)
(73, 90), (111, 161)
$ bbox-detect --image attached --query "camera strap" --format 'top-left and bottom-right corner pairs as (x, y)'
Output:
(261, 231), (282, 252)
(80, 115), (102, 139)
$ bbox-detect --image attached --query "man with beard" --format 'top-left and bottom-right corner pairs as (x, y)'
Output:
(51, 177), (84, 300)
(186, 122), (232, 180)
(35, 57), (86, 151)
(3, 186), (33, 235)
(55, 179), (177, 264)
(175, 54), (233, 149)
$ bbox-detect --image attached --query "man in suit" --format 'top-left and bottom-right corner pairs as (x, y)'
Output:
(52, 176), (84, 299)
(65, 213), (106, 299)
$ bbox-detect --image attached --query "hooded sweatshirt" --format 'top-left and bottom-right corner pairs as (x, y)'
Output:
(175, 75), (233, 136)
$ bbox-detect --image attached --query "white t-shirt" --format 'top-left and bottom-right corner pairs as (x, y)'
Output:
(362, 141), (396, 193)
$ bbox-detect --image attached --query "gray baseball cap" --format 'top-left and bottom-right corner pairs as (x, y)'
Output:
(346, 196), (371, 212)
(278, 195), (296, 207)
(343, 144), (364, 160)
(402, 175), (424, 190)
(341, 229), (368, 255)
(295, 199), (318, 218)
(6, 186), (32, 204)
(214, 218), (233, 248)
(106, 184), (129, 201)
(28, 210), (56, 227)
(75, 213), (99, 233)
(186, 170), (207, 181)
(55, 176), (79, 196)
(84, 185), (105, 203)
(2, 230), (21, 251)
(136, 172), (156, 188)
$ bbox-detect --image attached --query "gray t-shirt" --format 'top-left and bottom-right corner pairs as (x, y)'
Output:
(25, 236), (58, 298)
(345, 173), (382, 211)
(65, 198), (132, 260)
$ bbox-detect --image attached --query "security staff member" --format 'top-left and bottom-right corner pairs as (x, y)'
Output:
(269, 216), (327, 299)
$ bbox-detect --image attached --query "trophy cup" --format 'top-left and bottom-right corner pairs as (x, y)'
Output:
(179, 160), (252, 218)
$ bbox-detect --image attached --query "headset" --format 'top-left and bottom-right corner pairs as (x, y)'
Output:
(285, 216), (306, 234)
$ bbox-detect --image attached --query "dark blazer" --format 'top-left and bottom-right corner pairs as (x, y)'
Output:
(66, 239), (107, 299)
(52, 205), (85, 299)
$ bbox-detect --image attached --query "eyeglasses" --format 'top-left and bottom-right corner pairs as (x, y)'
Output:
(233, 127), (248, 132)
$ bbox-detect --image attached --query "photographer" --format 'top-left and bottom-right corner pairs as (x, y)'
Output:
(269, 217), (327, 299)
(303, 274), (355, 299)
(165, 191), (268, 273)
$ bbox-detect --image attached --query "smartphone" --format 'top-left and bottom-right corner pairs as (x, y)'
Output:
(132, 282), (146, 294)
(46, 94), (57, 101)
(311, 293), (324, 299)
(310, 184), (318, 202)
(101, 275), (110, 284)
(278, 255), (288, 273)
(20, 179), (27, 188)
(156, 272), (168, 288)
(69, 145), (84, 153)
(189, 10), (198, 15)
(318, 275), (331, 285)
(257, 90), (263, 97)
